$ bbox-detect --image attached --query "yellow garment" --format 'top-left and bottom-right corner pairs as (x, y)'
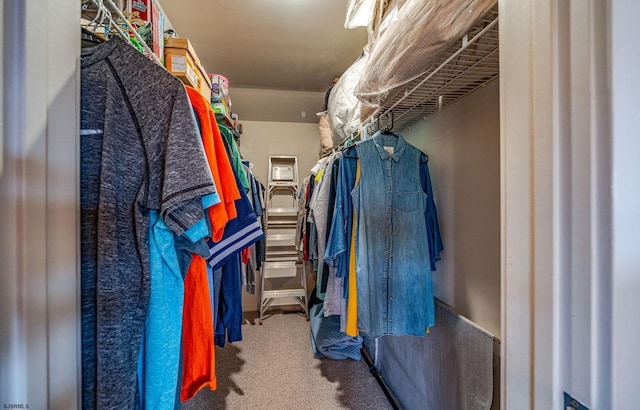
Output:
(314, 168), (324, 183)
(345, 159), (360, 337)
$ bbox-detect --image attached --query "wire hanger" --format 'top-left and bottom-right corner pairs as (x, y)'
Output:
(376, 110), (395, 134)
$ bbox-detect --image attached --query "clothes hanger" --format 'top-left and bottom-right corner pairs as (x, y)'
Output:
(376, 110), (395, 135)
(81, 27), (106, 45)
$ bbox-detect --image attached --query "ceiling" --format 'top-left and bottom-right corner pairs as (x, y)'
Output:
(158, 0), (367, 123)
(159, 0), (368, 93)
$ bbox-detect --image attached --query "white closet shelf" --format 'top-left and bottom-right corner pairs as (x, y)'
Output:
(367, 2), (499, 131)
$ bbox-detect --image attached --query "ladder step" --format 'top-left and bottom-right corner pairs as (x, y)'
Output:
(267, 207), (298, 216)
(266, 233), (296, 246)
(262, 288), (306, 299)
(265, 252), (298, 258)
(265, 250), (299, 257)
(267, 220), (297, 226)
(262, 261), (298, 278)
(263, 261), (297, 269)
(265, 256), (299, 262)
(265, 250), (299, 262)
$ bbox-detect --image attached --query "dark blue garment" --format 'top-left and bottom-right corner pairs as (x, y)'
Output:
(325, 147), (358, 302)
(213, 267), (223, 330)
(208, 138), (263, 345)
(206, 143), (263, 270)
(320, 156), (341, 294)
(215, 254), (243, 346)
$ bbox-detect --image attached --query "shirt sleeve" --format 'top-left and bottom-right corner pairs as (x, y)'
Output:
(324, 161), (347, 268)
(324, 154), (357, 276)
(420, 154), (444, 271)
(159, 83), (216, 236)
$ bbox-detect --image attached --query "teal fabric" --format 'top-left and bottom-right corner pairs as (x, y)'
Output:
(141, 195), (217, 409)
(140, 210), (184, 409)
(218, 124), (250, 192)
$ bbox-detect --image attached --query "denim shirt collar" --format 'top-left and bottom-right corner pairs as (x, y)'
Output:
(373, 132), (407, 162)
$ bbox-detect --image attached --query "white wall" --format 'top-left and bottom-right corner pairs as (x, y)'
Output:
(238, 120), (321, 311)
(230, 88), (326, 124)
(0, 0), (79, 408)
(611, 2), (640, 408)
(239, 120), (321, 186)
(499, 0), (640, 408)
(402, 80), (501, 337)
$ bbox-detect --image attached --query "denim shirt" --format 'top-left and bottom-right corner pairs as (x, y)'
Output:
(326, 132), (443, 338)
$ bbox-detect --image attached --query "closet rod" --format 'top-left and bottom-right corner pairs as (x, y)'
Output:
(104, 0), (162, 65)
(83, 0), (129, 42)
(87, 0), (162, 66)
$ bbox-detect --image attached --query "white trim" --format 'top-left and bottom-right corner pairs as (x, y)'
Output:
(501, 0), (640, 407)
(0, 0), (80, 407)
(610, 1), (640, 408)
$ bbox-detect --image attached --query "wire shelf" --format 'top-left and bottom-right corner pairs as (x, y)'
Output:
(366, 3), (499, 132)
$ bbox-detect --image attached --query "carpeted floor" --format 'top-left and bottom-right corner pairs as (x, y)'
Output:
(183, 311), (394, 410)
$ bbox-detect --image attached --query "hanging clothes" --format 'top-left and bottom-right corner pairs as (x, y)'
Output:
(80, 37), (217, 409)
(208, 132), (264, 346)
(321, 153), (345, 319)
(325, 132), (443, 338)
(219, 123), (251, 192)
(176, 87), (243, 404)
(179, 252), (217, 402)
(139, 209), (213, 409)
(186, 86), (241, 242)
(311, 155), (338, 298)
(242, 161), (264, 294)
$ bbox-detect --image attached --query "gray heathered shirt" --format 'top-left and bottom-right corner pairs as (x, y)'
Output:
(80, 37), (215, 410)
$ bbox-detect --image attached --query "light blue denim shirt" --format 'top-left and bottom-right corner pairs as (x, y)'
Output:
(353, 132), (438, 338)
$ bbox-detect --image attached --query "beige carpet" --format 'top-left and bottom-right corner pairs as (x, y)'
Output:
(182, 311), (394, 410)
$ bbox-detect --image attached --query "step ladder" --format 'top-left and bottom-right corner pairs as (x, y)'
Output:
(259, 156), (309, 325)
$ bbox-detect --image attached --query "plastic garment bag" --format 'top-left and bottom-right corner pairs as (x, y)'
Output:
(344, 0), (376, 29)
(354, 0), (495, 108)
(327, 52), (369, 145)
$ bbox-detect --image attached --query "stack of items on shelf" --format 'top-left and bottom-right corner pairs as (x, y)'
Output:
(322, 0), (496, 148)
(210, 74), (232, 121)
(165, 37), (212, 100)
(80, 8), (264, 407)
(127, 0), (165, 62)
(81, 0), (161, 63)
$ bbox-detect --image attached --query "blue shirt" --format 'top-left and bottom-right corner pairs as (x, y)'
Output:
(140, 203), (214, 410)
(325, 132), (443, 338)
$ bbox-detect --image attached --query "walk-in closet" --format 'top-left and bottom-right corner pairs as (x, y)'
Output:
(1, 0), (639, 409)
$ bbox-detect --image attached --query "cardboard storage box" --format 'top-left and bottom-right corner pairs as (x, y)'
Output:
(165, 38), (201, 90)
(197, 66), (212, 101)
(165, 37), (211, 100)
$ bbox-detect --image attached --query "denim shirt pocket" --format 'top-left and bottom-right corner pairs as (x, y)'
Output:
(395, 191), (426, 213)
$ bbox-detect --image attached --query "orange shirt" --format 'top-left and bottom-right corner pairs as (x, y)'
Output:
(186, 86), (240, 242)
(180, 255), (216, 401)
